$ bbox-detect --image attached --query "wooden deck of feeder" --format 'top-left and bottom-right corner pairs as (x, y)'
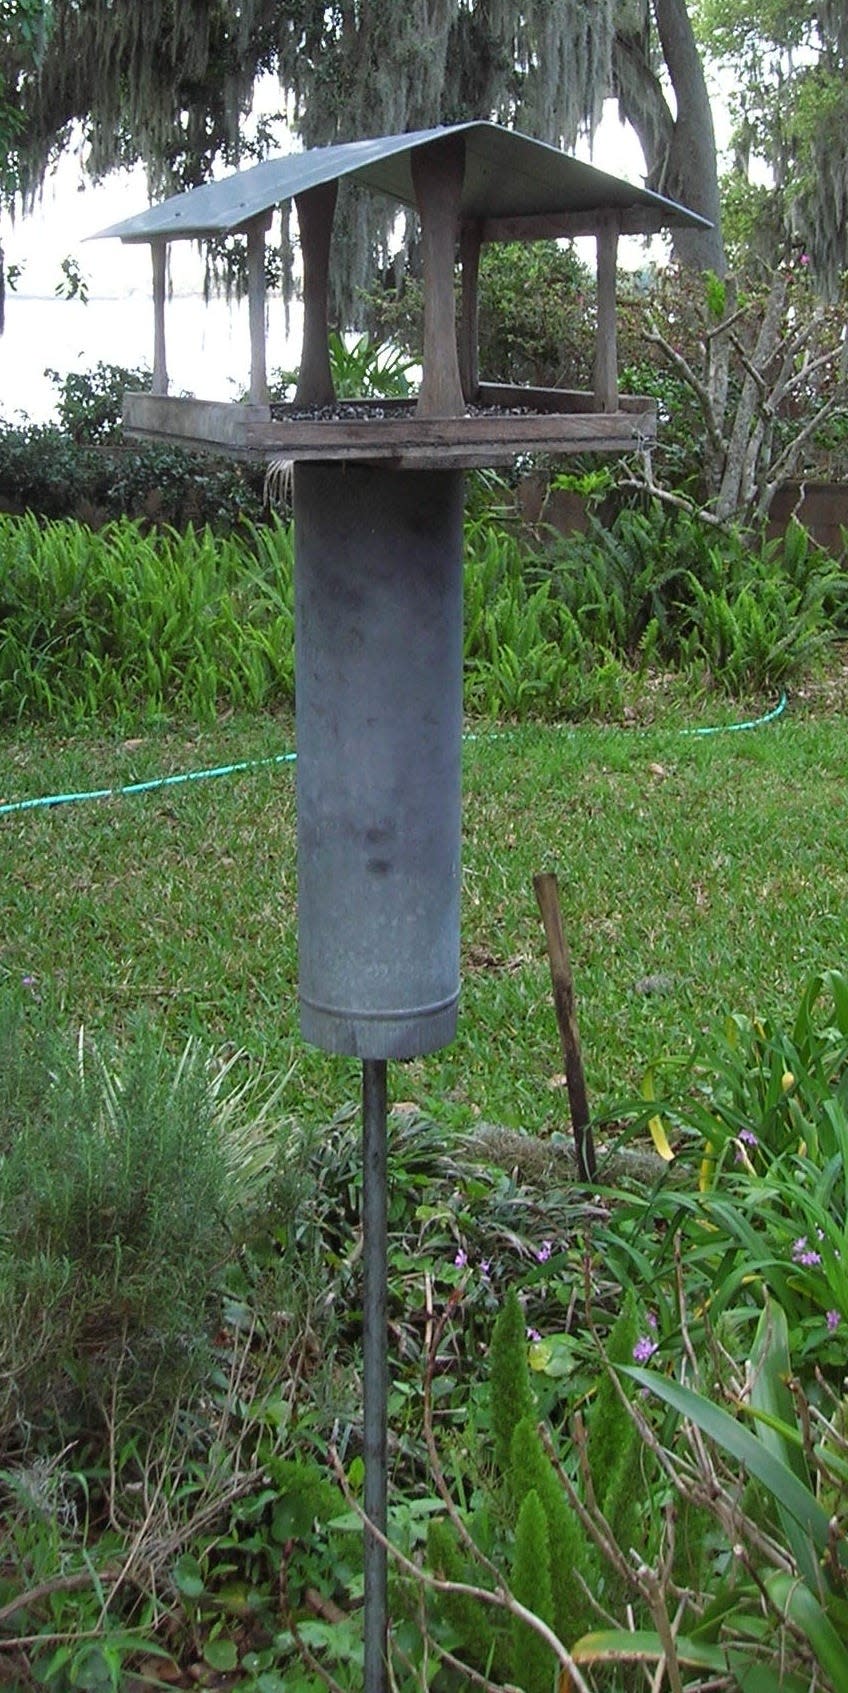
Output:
(121, 385), (657, 467)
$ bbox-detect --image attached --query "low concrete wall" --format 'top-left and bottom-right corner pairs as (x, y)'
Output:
(766, 482), (848, 556)
(517, 474), (848, 556)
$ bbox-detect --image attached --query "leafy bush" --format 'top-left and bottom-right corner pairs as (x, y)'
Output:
(624, 967), (848, 1368)
(0, 500), (839, 731)
(464, 500), (844, 714)
(0, 362), (266, 527)
(0, 421), (266, 528)
(476, 241), (594, 388)
(368, 239), (594, 390)
(0, 421), (99, 518)
(45, 360), (152, 444)
(414, 972), (848, 1688)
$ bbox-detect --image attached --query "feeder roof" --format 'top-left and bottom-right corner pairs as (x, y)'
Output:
(91, 120), (710, 244)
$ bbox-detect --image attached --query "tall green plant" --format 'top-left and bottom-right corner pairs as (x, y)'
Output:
(510, 1416), (595, 1645)
(510, 1489), (556, 1693)
(488, 1286), (536, 1475)
(45, 360), (152, 443)
(0, 513), (295, 726)
(619, 1299), (848, 1691)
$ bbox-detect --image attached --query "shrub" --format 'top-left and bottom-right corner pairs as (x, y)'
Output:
(0, 362), (266, 528)
(0, 991), (234, 1456)
(45, 360), (152, 444)
(0, 512), (295, 726)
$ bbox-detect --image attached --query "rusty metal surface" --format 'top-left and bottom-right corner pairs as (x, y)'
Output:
(91, 120), (710, 244)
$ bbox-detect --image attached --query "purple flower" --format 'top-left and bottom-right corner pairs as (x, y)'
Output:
(633, 1336), (658, 1364)
(827, 1309), (840, 1332)
(739, 1128), (758, 1146)
(526, 1327), (541, 1343)
(21, 974), (36, 989)
(479, 1259), (491, 1278)
(792, 1237), (822, 1267)
(536, 1240), (552, 1263)
(646, 1310), (658, 1330)
(454, 1249), (468, 1269)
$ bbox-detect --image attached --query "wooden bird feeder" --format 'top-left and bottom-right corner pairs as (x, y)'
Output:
(92, 121), (709, 466)
(92, 125), (707, 1693)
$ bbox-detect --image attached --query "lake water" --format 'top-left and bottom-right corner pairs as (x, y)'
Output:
(0, 291), (305, 425)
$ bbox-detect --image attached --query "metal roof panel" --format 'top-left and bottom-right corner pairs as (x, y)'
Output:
(91, 121), (710, 242)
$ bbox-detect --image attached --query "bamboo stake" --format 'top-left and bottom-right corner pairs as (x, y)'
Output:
(533, 872), (597, 1182)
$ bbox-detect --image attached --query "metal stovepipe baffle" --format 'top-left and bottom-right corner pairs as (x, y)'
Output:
(293, 463), (464, 1061)
(294, 461), (465, 1690)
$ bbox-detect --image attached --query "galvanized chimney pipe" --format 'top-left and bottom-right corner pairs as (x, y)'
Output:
(294, 461), (464, 1060)
(294, 459), (465, 1689)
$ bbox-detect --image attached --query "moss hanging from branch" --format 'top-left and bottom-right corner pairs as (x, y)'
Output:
(17, 0), (255, 200)
(13, 0), (618, 317)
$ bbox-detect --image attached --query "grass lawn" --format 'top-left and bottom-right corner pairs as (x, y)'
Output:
(2, 691), (845, 1135)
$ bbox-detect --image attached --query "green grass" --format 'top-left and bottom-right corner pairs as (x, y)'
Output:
(1, 698), (846, 1133)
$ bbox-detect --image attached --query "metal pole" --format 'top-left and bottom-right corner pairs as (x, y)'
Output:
(362, 1057), (388, 1692)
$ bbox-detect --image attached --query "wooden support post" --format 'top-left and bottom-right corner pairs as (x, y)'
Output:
(412, 136), (465, 418)
(593, 215), (619, 414)
(458, 220), (482, 403)
(151, 238), (168, 397)
(533, 872), (597, 1183)
(246, 213), (272, 405)
(294, 180), (338, 408)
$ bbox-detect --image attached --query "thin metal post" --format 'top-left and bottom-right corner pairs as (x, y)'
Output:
(362, 1057), (388, 1692)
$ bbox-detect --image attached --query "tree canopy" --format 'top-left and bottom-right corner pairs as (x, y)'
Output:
(11, 0), (726, 315)
(0, 0), (53, 329)
(8, 2), (847, 307)
(695, 0), (848, 295)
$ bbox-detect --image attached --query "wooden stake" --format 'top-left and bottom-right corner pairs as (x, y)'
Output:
(458, 219), (482, 402)
(593, 214), (619, 414)
(246, 212), (272, 404)
(533, 872), (597, 1182)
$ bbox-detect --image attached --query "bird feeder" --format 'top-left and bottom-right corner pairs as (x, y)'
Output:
(94, 124), (707, 1691)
